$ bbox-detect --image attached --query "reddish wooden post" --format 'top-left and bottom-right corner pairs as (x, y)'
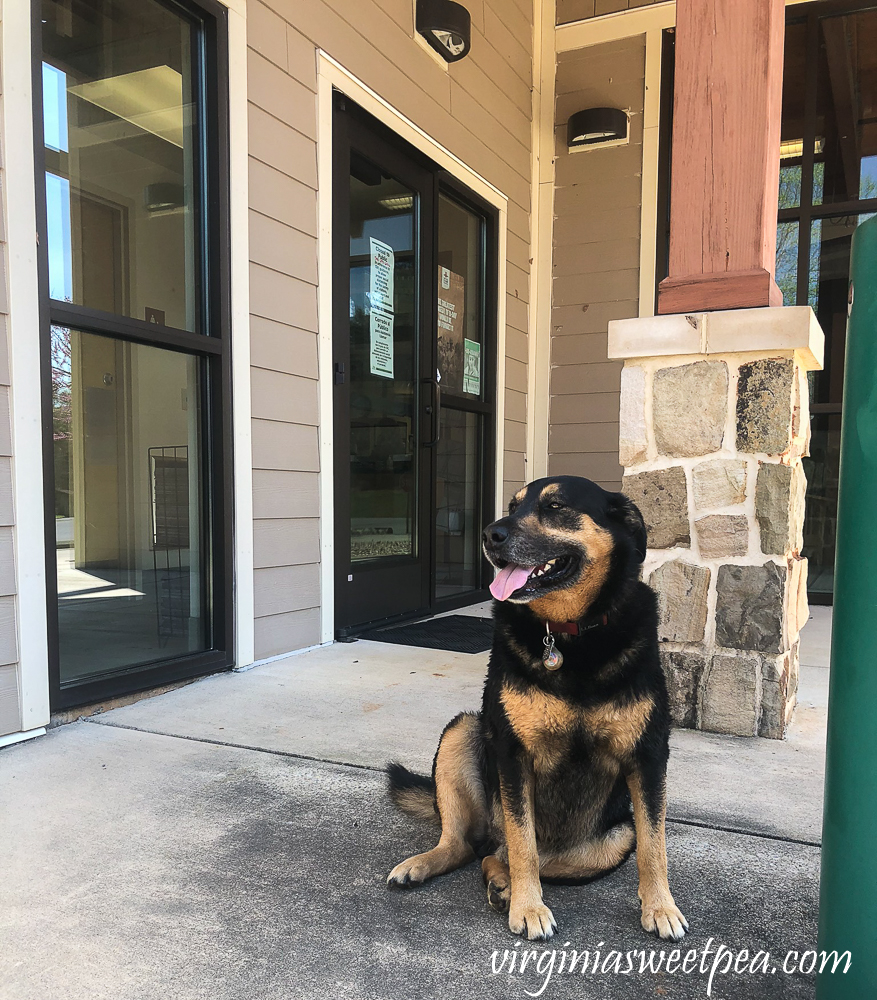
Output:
(657, 0), (786, 314)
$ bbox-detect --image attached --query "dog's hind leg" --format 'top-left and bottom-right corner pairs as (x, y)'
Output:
(538, 821), (636, 880)
(387, 713), (487, 887)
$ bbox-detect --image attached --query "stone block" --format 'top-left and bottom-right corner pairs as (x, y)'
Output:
(787, 556), (809, 645)
(755, 462), (792, 554)
(653, 361), (728, 457)
(660, 650), (706, 728)
(754, 461), (806, 557)
(649, 560), (710, 642)
(619, 365), (648, 466)
(695, 514), (749, 558)
(792, 463), (807, 552)
(691, 458), (748, 510)
(788, 640), (800, 706)
(759, 652), (791, 739)
(791, 365), (802, 442)
(700, 654), (762, 736)
(623, 467), (690, 550)
(715, 562), (787, 653)
(736, 358), (795, 455)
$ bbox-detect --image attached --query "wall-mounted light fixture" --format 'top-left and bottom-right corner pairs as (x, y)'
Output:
(416, 0), (471, 63)
(567, 107), (629, 152)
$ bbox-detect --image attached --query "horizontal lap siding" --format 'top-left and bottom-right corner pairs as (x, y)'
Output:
(248, 2), (321, 658)
(547, 37), (645, 492)
(248, 0), (533, 655)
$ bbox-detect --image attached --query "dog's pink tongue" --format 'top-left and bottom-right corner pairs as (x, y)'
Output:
(490, 564), (534, 601)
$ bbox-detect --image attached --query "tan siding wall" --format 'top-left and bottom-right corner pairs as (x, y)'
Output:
(248, 0), (532, 656)
(557, 0), (665, 25)
(547, 37), (645, 491)
(247, 3), (320, 659)
(0, 0), (21, 736)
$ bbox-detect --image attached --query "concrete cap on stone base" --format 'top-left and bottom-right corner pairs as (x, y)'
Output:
(608, 306), (824, 372)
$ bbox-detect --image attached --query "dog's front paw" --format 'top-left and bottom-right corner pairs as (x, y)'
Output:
(641, 900), (689, 941)
(509, 901), (557, 941)
(387, 854), (431, 888)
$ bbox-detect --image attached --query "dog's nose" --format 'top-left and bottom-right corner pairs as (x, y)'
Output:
(484, 523), (509, 546)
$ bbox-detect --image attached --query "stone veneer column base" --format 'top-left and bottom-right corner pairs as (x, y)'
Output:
(608, 307), (824, 739)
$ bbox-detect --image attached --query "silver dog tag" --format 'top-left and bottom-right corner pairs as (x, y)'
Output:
(542, 632), (563, 670)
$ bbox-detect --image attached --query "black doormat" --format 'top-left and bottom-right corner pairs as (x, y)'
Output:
(361, 614), (494, 654)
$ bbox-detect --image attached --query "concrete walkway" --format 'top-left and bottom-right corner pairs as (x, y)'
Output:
(0, 608), (831, 999)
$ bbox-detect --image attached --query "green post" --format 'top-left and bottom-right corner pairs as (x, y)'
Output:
(816, 213), (877, 997)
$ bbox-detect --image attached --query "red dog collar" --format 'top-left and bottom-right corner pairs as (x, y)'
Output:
(544, 614), (608, 636)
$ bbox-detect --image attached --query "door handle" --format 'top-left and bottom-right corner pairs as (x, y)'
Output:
(423, 373), (441, 447)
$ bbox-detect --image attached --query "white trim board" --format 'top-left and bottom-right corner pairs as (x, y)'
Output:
(0, 727), (47, 750)
(223, 0), (255, 670)
(556, 2), (675, 51)
(526, 0), (555, 484)
(316, 52), (509, 645)
(638, 27), (664, 319)
(3, 1), (51, 731)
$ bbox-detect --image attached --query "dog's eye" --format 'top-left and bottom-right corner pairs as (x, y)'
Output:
(547, 501), (564, 510)
(508, 502), (518, 514)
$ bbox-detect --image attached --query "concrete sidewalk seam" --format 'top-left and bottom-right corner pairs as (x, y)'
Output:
(85, 718), (387, 773)
(665, 814), (821, 848)
(87, 718), (822, 850)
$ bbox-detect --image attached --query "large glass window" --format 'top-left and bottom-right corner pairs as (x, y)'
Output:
(40, 0), (229, 705)
(52, 327), (207, 683)
(42, 0), (199, 330)
(778, 3), (877, 601)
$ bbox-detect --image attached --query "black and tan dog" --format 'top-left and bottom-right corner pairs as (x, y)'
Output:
(386, 475), (688, 942)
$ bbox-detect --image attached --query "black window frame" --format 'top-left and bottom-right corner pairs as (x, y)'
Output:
(776, 0), (877, 605)
(31, 0), (235, 711)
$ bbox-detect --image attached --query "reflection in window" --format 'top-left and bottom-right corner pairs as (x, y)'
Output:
(862, 156), (877, 200)
(347, 161), (418, 563)
(814, 10), (877, 206)
(775, 221), (798, 306)
(42, 63), (68, 152)
(436, 410), (480, 599)
(53, 327), (207, 685)
(437, 194), (484, 399)
(46, 173), (72, 301)
(779, 164), (802, 211)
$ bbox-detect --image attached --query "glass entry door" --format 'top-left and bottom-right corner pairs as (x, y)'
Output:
(333, 98), (495, 634)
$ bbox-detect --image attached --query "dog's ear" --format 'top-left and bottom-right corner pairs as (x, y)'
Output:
(607, 492), (647, 564)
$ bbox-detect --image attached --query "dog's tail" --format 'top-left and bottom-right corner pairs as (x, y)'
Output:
(386, 762), (439, 824)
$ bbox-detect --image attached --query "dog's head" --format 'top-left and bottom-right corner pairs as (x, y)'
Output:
(482, 476), (646, 621)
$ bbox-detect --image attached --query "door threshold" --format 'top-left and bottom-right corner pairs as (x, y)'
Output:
(337, 591), (491, 640)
